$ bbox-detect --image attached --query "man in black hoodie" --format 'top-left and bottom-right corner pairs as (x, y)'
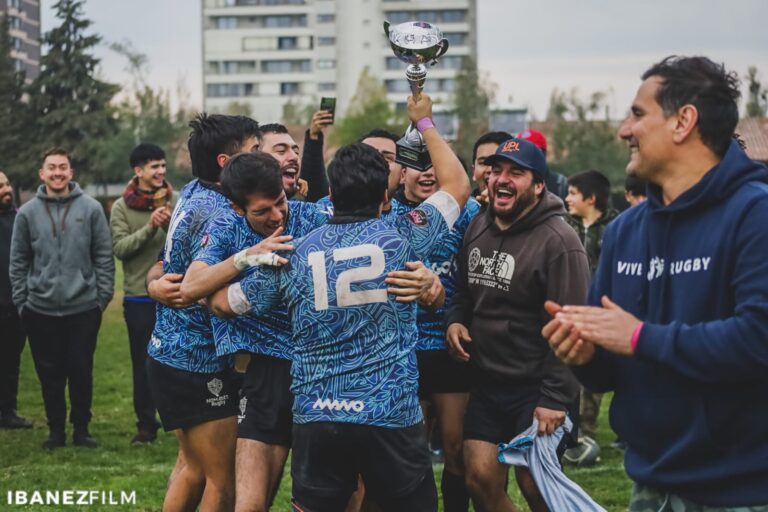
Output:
(0, 171), (33, 430)
(446, 138), (589, 512)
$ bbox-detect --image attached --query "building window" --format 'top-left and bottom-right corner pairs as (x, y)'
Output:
(8, 16), (22, 30)
(317, 37), (336, 46)
(281, 82), (300, 95)
(264, 15), (307, 27)
(316, 59), (336, 70)
(11, 38), (22, 51)
(262, 60), (311, 73)
(385, 80), (411, 94)
(317, 14), (335, 23)
(385, 10), (466, 25)
(444, 32), (467, 46)
(318, 82), (336, 92)
(9, 0), (22, 9)
(441, 10), (467, 23)
(207, 83), (254, 97)
(433, 55), (465, 70)
(243, 35), (312, 51)
(14, 59), (24, 72)
(215, 16), (238, 29)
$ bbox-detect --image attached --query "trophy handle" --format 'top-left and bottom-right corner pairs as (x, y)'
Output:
(383, 21), (391, 38)
(430, 39), (450, 66)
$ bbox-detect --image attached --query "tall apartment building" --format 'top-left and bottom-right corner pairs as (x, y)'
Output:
(202, 0), (477, 124)
(0, 0), (41, 82)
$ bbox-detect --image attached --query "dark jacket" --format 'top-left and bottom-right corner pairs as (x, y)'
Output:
(0, 207), (16, 306)
(299, 129), (329, 202)
(574, 140), (768, 506)
(446, 192), (590, 410)
(566, 209), (618, 274)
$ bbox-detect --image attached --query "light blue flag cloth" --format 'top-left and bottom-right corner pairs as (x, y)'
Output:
(498, 417), (606, 512)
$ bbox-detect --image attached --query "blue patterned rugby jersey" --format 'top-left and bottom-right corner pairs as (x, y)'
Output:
(410, 198), (482, 350)
(230, 191), (460, 428)
(316, 195), (405, 223)
(194, 201), (330, 360)
(149, 180), (231, 373)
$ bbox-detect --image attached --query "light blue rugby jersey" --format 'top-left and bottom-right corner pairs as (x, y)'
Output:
(194, 201), (330, 360)
(231, 192), (460, 428)
(148, 180), (231, 373)
(396, 197), (482, 350)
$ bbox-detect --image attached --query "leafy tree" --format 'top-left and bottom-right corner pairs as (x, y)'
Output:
(281, 97), (315, 127)
(745, 66), (768, 118)
(546, 88), (628, 185)
(330, 67), (407, 146)
(91, 40), (192, 188)
(25, 0), (119, 185)
(0, 17), (32, 187)
(451, 56), (494, 163)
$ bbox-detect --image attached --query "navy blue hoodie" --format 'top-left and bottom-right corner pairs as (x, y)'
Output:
(575, 140), (768, 506)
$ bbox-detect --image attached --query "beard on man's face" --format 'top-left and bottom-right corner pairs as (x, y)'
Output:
(491, 181), (537, 222)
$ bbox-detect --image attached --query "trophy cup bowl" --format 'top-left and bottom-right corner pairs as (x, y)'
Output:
(384, 21), (449, 171)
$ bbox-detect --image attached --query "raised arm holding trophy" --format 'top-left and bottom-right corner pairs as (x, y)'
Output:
(384, 20), (449, 171)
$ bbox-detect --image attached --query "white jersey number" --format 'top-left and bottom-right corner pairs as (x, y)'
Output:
(308, 244), (387, 311)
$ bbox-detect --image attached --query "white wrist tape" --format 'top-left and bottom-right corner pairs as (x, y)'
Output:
(234, 249), (280, 271)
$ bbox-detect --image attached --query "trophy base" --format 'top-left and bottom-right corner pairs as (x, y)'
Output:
(395, 137), (433, 171)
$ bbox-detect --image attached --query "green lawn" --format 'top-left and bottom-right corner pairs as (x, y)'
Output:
(0, 279), (632, 511)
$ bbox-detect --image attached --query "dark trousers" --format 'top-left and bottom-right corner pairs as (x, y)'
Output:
(123, 300), (160, 433)
(0, 304), (26, 413)
(22, 307), (102, 431)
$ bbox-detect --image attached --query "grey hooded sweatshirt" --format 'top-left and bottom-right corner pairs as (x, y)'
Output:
(10, 182), (114, 316)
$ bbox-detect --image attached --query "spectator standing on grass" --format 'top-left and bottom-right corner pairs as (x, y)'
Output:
(624, 173), (648, 207)
(10, 148), (114, 450)
(516, 128), (569, 202)
(562, 169), (618, 466)
(110, 143), (177, 445)
(544, 55), (768, 510)
(0, 170), (33, 430)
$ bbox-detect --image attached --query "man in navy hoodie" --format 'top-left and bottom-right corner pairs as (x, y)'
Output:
(543, 56), (768, 510)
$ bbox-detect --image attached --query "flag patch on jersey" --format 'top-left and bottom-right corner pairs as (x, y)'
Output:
(407, 209), (428, 226)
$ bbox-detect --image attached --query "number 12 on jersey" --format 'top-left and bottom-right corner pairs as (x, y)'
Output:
(308, 244), (388, 311)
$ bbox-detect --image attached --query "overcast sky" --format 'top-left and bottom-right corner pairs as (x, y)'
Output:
(41, 0), (768, 119)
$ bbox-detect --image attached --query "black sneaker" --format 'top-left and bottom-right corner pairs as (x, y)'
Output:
(42, 431), (66, 450)
(0, 410), (33, 429)
(73, 430), (98, 448)
(130, 430), (157, 446)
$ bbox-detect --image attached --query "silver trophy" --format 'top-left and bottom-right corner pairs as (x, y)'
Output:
(384, 20), (449, 171)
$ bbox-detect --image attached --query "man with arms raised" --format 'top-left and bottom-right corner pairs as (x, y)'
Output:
(211, 93), (469, 511)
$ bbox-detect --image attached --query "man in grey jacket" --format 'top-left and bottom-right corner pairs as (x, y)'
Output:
(10, 147), (114, 450)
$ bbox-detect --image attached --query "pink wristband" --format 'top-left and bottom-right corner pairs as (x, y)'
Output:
(415, 117), (435, 133)
(630, 322), (644, 353)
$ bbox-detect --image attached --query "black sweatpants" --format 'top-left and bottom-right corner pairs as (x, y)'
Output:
(0, 304), (26, 413)
(123, 300), (161, 433)
(22, 307), (102, 431)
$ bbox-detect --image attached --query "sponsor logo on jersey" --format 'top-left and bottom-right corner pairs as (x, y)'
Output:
(407, 209), (428, 226)
(312, 398), (365, 413)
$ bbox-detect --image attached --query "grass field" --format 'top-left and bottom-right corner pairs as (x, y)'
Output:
(0, 276), (633, 511)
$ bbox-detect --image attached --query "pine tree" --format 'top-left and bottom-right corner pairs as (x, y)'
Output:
(452, 56), (494, 164)
(0, 16), (31, 186)
(26, 0), (119, 184)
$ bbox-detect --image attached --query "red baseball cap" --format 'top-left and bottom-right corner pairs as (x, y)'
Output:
(516, 129), (548, 152)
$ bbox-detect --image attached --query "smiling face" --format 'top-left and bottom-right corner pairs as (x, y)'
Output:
(565, 185), (592, 218)
(260, 132), (301, 197)
(400, 166), (438, 203)
(472, 142), (500, 193)
(239, 191), (288, 237)
(134, 159), (167, 190)
(618, 76), (676, 182)
(39, 153), (73, 197)
(487, 161), (543, 225)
